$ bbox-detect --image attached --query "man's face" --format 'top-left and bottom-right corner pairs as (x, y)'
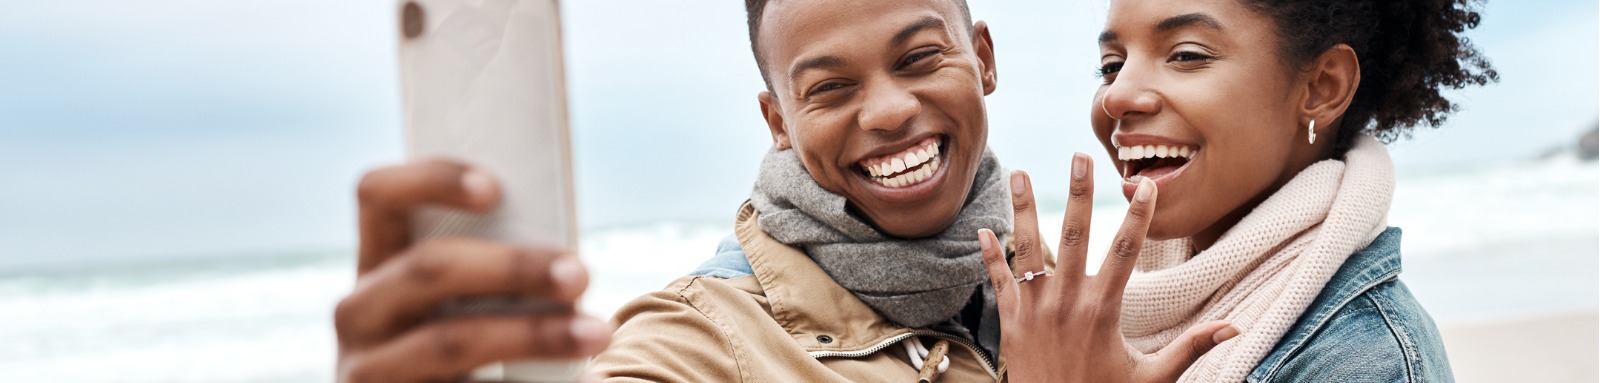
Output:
(756, 0), (997, 238)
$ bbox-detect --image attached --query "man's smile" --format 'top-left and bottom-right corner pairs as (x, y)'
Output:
(858, 135), (944, 188)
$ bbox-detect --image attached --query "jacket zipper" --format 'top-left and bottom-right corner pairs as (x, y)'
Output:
(808, 330), (998, 379)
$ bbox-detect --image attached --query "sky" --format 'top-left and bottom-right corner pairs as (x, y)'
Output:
(0, 0), (1595, 270)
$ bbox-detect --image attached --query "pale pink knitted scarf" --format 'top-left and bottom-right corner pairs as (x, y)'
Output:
(1121, 135), (1395, 383)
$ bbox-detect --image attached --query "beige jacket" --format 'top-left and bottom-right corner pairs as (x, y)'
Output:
(590, 202), (1014, 382)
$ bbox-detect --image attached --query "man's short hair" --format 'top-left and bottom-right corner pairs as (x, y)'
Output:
(743, 0), (973, 90)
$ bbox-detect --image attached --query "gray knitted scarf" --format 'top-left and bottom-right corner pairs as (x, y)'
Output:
(750, 147), (1012, 329)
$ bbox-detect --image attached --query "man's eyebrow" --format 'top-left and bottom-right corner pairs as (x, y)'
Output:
(891, 16), (947, 48)
(788, 55), (847, 83)
(787, 16), (947, 84)
(1156, 13), (1223, 33)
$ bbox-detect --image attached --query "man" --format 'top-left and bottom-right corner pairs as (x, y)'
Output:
(591, 0), (1004, 379)
(335, 1), (1226, 381)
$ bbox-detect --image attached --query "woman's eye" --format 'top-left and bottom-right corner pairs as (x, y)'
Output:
(1169, 51), (1213, 62)
(1096, 62), (1124, 78)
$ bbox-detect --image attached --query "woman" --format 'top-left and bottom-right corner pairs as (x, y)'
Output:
(984, 0), (1495, 381)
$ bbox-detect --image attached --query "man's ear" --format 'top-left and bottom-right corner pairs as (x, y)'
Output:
(972, 21), (998, 96)
(759, 90), (791, 150)
(1300, 44), (1360, 139)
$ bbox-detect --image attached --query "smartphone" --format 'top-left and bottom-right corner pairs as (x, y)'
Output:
(396, 0), (584, 381)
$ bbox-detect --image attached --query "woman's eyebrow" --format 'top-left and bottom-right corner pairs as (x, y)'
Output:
(1100, 12), (1223, 45)
(1099, 30), (1118, 45)
(1156, 13), (1223, 33)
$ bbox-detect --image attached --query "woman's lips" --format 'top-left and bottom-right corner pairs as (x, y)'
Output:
(1117, 143), (1199, 200)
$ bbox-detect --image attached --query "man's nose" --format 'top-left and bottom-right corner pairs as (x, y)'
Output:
(858, 81), (921, 132)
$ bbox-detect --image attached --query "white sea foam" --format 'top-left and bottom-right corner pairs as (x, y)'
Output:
(0, 160), (1592, 382)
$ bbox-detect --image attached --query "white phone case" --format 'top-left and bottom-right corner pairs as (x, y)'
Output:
(397, 0), (584, 381)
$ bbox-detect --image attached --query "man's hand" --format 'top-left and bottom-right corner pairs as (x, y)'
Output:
(979, 154), (1238, 383)
(335, 159), (612, 383)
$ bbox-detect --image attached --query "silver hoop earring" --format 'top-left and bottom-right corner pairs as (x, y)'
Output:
(1307, 119), (1317, 145)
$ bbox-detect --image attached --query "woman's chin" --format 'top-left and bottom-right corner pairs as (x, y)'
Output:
(1143, 221), (1198, 242)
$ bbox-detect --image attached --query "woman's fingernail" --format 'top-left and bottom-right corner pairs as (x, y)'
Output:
(1072, 153), (1087, 180)
(978, 230), (993, 252)
(570, 317), (611, 354)
(550, 257), (585, 296)
(462, 169), (495, 206)
(1213, 325), (1241, 343)
(1134, 177), (1154, 202)
(1010, 171), (1026, 196)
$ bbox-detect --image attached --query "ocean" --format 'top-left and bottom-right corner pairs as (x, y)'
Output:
(2, 159), (1594, 382)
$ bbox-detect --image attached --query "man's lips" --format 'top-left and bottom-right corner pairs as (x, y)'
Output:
(858, 136), (943, 189)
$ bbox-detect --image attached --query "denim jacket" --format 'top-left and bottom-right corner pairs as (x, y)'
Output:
(1249, 227), (1454, 382)
(690, 227), (1453, 382)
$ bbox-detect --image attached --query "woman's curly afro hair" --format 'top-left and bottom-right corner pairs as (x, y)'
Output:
(1246, 0), (1499, 154)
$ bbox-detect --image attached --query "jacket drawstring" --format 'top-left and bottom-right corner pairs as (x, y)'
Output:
(903, 337), (950, 382)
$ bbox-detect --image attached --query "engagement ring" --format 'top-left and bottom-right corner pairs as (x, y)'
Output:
(1014, 271), (1048, 283)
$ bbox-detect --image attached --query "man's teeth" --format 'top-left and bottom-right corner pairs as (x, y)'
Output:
(1117, 144), (1196, 161)
(863, 141), (941, 188)
(866, 143), (939, 178)
(874, 157), (940, 188)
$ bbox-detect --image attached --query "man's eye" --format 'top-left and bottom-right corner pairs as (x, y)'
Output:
(898, 50), (939, 69)
(808, 82), (847, 97)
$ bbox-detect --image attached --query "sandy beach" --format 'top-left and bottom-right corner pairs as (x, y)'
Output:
(1442, 310), (1599, 382)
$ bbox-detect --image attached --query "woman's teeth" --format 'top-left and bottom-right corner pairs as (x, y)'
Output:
(1117, 144), (1196, 161)
(862, 139), (941, 188)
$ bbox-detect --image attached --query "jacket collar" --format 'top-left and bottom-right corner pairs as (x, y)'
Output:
(1249, 227), (1405, 381)
(733, 201), (914, 352)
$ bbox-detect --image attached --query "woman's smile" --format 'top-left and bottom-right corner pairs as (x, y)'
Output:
(1111, 133), (1202, 201)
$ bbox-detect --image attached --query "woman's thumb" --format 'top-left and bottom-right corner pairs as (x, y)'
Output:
(1147, 320), (1239, 381)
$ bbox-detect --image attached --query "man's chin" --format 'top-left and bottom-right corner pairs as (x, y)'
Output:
(860, 207), (962, 239)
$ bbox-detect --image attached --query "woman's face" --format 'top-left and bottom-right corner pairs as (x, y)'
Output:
(1091, 0), (1316, 246)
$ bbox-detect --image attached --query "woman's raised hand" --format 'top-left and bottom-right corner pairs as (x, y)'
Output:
(978, 153), (1238, 383)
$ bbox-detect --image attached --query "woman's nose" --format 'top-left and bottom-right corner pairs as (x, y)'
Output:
(1099, 66), (1161, 121)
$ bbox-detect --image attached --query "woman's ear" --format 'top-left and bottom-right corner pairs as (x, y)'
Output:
(1300, 44), (1361, 139)
(758, 91), (791, 150)
(973, 21), (998, 95)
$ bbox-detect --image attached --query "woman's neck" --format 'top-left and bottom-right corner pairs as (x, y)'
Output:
(1196, 139), (1344, 253)
(1191, 206), (1250, 252)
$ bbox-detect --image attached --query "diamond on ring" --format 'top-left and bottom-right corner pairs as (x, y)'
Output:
(1014, 271), (1048, 283)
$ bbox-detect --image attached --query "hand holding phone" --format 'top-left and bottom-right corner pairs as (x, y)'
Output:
(333, 1), (610, 382)
(334, 161), (611, 383)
